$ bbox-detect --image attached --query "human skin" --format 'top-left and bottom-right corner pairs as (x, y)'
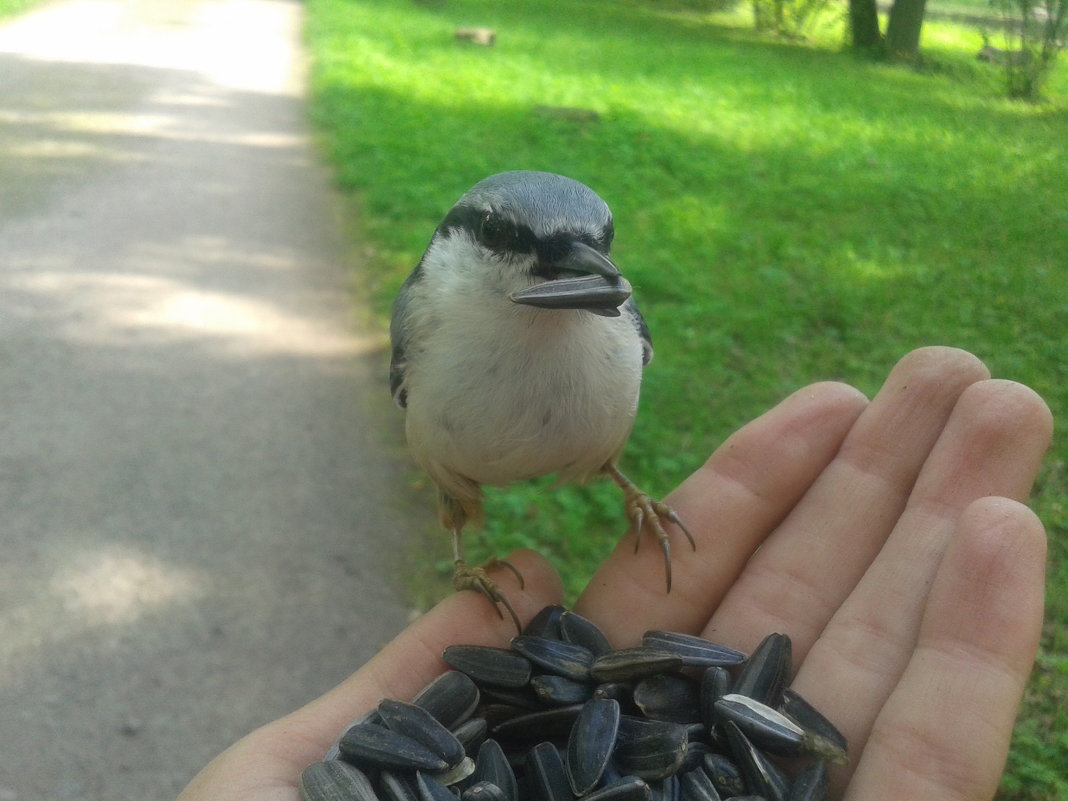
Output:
(177, 346), (1052, 801)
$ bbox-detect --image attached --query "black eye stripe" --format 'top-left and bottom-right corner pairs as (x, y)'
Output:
(438, 204), (611, 259)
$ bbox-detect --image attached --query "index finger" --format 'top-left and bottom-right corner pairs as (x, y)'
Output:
(575, 379), (868, 644)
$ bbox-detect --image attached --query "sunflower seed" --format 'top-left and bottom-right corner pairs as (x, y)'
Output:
(780, 689), (847, 758)
(531, 674), (595, 707)
(525, 742), (574, 801)
(698, 668), (732, 729)
(731, 634), (791, 709)
(566, 698), (620, 795)
(453, 717), (489, 752)
(381, 770), (422, 801)
(715, 694), (846, 765)
(444, 645), (533, 689)
(590, 648), (684, 682)
(511, 636), (594, 682)
(679, 767), (722, 801)
(641, 632), (746, 668)
(339, 723), (450, 772)
(582, 776), (652, 801)
(787, 761), (828, 801)
(700, 753), (745, 799)
(299, 761), (379, 801)
(633, 674), (701, 724)
(471, 739), (518, 801)
(723, 722), (788, 801)
(413, 670), (481, 729)
(463, 781), (509, 801)
(380, 698), (467, 767)
(492, 704), (584, 742)
(523, 605), (566, 639)
(314, 607), (848, 801)
(614, 716), (689, 780)
(417, 772), (458, 801)
(560, 611), (613, 656)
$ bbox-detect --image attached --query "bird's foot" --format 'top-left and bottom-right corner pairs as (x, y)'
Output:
(453, 557), (525, 631)
(604, 464), (696, 593)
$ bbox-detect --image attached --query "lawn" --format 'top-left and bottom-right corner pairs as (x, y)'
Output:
(0, 0), (33, 17)
(303, 1), (1066, 797)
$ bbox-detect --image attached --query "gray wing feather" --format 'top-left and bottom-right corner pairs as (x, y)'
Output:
(624, 298), (653, 367)
(389, 264), (423, 409)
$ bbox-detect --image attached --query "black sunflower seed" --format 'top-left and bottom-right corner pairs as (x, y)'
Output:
(471, 739), (518, 801)
(510, 635), (594, 682)
(788, 760), (828, 801)
(531, 674), (595, 707)
(381, 770), (422, 801)
(416, 772), (456, 801)
(723, 721), (789, 801)
(338, 723), (449, 773)
(641, 632), (746, 668)
(412, 670), (481, 729)
(452, 717), (489, 753)
(613, 716), (689, 780)
(444, 645), (533, 689)
(633, 674), (701, 724)
(590, 648), (684, 682)
(731, 634), (791, 709)
(379, 698), (467, 767)
(679, 767), (722, 801)
(464, 781), (511, 801)
(582, 776), (652, 801)
(525, 741), (573, 801)
(492, 704), (585, 742)
(314, 607), (848, 801)
(698, 667), (732, 729)
(566, 698), (620, 795)
(700, 753), (746, 799)
(560, 610), (613, 656)
(523, 605), (566, 639)
(781, 688), (848, 758)
(299, 761), (379, 801)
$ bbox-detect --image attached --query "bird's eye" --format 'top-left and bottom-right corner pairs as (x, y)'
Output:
(478, 213), (514, 251)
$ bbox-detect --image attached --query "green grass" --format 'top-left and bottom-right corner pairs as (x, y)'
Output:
(304, 1), (1066, 798)
(0, 0), (43, 19)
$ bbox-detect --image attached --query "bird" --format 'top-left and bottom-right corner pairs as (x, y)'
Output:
(389, 171), (693, 627)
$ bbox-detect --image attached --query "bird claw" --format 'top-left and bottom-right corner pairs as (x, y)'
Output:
(607, 465), (695, 593)
(453, 558), (523, 631)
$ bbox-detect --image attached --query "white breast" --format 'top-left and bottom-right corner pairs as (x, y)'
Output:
(403, 262), (644, 498)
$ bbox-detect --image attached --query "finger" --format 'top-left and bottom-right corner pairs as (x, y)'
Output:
(796, 380), (1052, 788)
(575, 379), (868, 645)
(296, 549), (563, 744)
(178, 550), (563, 801)
(706, 346), (990, 654)
(844, 498), (1046, 801)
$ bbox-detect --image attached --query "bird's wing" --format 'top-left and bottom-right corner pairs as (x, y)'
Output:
(389, 264), (423, 409)
(625, 298), (653, 367)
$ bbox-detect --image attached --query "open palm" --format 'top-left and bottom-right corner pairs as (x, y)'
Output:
(178, 347), (1051, 801)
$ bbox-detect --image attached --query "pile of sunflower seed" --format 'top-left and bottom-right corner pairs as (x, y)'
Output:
(302, 605), (847, 801)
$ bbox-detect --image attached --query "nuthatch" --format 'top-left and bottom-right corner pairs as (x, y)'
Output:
(390, 171), (693, 626)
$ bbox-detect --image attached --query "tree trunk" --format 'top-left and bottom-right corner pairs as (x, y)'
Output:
(848, 0), (883, 50)
(885, 0), (928, 59)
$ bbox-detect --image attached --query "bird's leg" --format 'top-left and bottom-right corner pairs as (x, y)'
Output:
(603, 462), (696, 592)
(451, 528), (523, 631)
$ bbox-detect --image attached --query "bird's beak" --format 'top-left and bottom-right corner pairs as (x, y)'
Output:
(509, 241), (632, 317)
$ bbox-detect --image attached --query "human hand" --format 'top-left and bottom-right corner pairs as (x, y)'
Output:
(176, 346), (1051, 801)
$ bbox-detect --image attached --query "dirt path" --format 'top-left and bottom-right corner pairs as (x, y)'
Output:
(0, 1), (431, 797)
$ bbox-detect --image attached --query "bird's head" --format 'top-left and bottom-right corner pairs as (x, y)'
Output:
(427, 171), (632, 317)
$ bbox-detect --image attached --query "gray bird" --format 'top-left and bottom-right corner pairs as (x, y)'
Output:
(389, 171), (693, 627)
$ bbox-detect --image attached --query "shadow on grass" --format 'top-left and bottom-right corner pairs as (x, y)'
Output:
(307, 0), (1066, 609)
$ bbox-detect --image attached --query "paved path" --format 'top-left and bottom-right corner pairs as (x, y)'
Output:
(0, 1), (433, 797)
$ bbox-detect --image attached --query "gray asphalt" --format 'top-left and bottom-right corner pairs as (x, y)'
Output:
(0, 1), (436, 798)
